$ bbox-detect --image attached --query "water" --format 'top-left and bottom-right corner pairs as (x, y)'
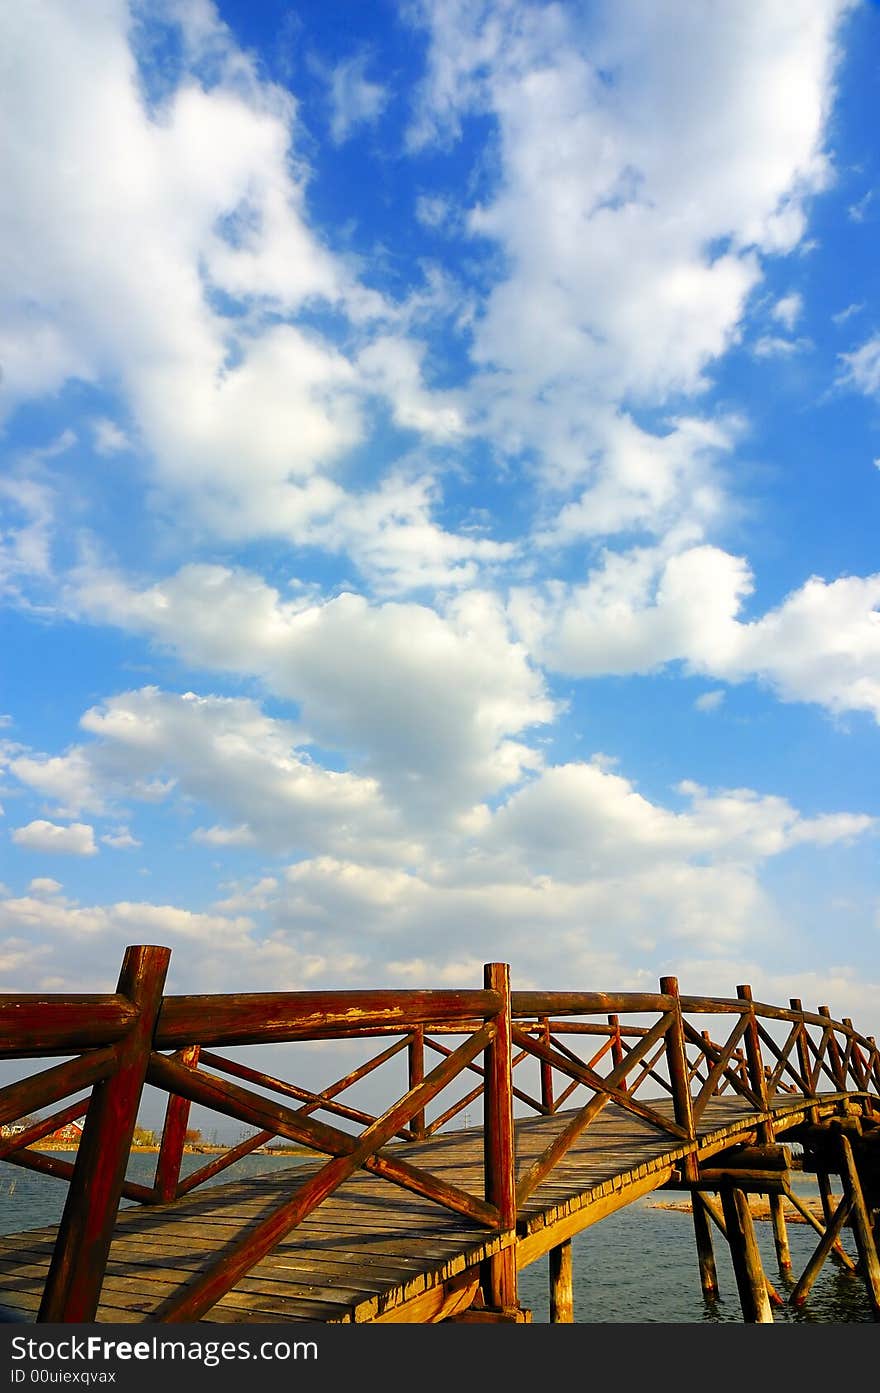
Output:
(0, 1157), (872, 1323)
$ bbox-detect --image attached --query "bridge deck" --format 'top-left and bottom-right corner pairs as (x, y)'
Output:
(0, 1093), (838, 1323)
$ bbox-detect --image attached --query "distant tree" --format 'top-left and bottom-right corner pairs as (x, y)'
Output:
(184, 1128), (203, 1145)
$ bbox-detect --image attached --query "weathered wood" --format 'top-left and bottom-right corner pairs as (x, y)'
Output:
(511, 991), (672, 1017)
(708, 1144), (791, 1171)
(1, 1146), (156, 1203)
(777, 1178), (856, 1272)
(38, 944), (171, 1322)
(156, 990), (500, 1048)
(482, 962), (518, 1312)
(0, 1048), (117, 1128)
(408, 1025), (426, 1139)
(697, 1192), (783, 1307)
(0, 1098), (89, 1159)
(154, 1044), (200, 1203)
(790, 1194), (852, 1307)
(0, 996), (140, 1056)
(720, 1183), (773, 1323)
(548, 1239), (574, 1322)
(176, 1129), (276, 1197)
(198, 1048), (388, 1134)
(691, 1193), (718, 1299)
(151, 1024), (501, 1322)
(514, 1012), (685, 1206)
(150, 1038), (501, 1229)
(838, 1131), (880, 1317)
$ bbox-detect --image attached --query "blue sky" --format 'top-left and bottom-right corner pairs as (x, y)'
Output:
(1, 0), (879, 1038)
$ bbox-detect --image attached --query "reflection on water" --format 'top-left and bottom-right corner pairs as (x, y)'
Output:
(0, 1156), (872, 1323)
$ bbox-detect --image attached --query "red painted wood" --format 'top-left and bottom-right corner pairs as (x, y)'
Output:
(0, 1048), (117, 1128)
(155, 989), (501, 1048)
(482, 962), (517, 1311)
(154, 1045), (200, 1203)
(0, 996), (139, 1057)
(0, 1098), (89, 1158)
(38, 944), (171, 1322)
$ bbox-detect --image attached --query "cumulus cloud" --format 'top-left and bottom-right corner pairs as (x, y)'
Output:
(406, 0), (849, 534)
(11, 820), (97, 855)
(69, 565), (556, 816)
(838, 333), (880, 398)
(0, 0), (491, 589)
(511, 544), (880, 722)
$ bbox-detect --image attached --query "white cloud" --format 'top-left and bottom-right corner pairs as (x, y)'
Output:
(753, 334), (812, 358)
(90, 418), (131, 455)
(407, 0), (849, 527)
(772, 292), (804, 330)
(694, 690), (725, 713)
(101, 827), (142, 849)
(0, 0), (487, 581)
(838, 333), (880, 398)
(511, 544), (880, 721)
(192, 823), (256, 847)
(70, 565), (556, 817)
(325, 53), (388, 143)
(11, 820), (97, 856)
(28, 877), (63, 895)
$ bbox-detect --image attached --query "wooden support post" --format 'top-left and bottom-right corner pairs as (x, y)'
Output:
(739, 982), (791, 1273)
(548, 1239), (574, 1323)
(154, 1044), (200, 1202)
(699, 1193), (783, 1307)
(838, 1131), (880, 1318)
(660, 976), (716, 1300)
(790, 1194), (853, 1308)
(482, 962), (518, 1314)
(408, 1026), (426, 1139)
(38, 944), (171, 1322)
(720, 1183), (773, 1323)
(692, 1193), (719, 1299)
(540, 1017), (554, 1114)
(817, 1168), (836, 1226)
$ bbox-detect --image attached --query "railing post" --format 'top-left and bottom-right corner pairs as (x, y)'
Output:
(660, 977), (717, 1299)
(790, 997), (818, 1117)
(38, 944), (171, 1322)
(483, 962), (518, 1313)
(738, 983), (791, 1274)
(818, 1005), (846, 1092)
(609, 1014), (625, 1091)
(154, 1044), (200, 1202)
(540, 1017), (554, 1114)
(407, 1026), (426, 1139)
(842, 1019), (868, 1094)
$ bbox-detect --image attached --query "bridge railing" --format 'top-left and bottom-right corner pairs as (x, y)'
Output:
(1, 946), (878, 1323)
(0, 947), (518, 1322)
(496, 981), (879, 1205)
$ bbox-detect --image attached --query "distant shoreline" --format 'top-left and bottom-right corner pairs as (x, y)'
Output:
(25, 1143), (310, 1155)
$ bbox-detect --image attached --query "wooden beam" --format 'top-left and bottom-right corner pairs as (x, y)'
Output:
(38, 944), (171, 1322)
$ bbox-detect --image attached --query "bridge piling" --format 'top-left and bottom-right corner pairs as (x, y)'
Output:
(738, 984), (791, 1274)
(720, 1182), (774, 1322)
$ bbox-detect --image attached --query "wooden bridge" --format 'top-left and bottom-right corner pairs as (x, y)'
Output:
(1, 946), (878, 1324)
